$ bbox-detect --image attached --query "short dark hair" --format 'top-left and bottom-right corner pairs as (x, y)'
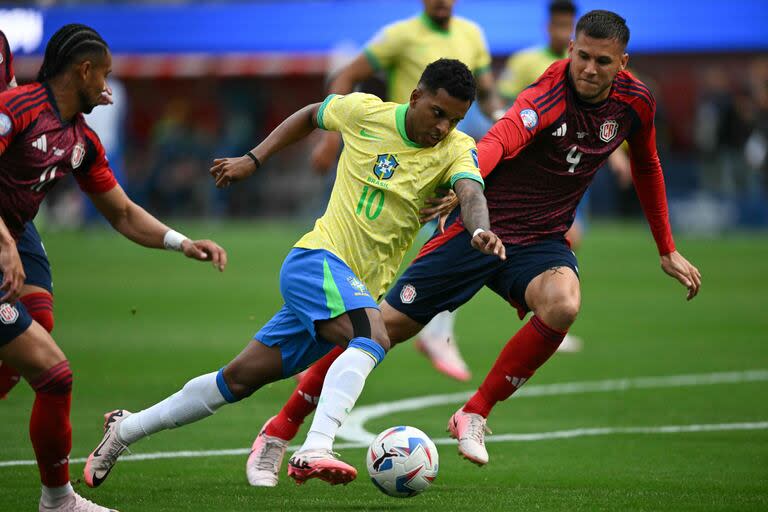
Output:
(575, 10), (630, 48)
(418, 58), (476, 102)
(549, 0), (577, 16)
(37, 24), (109, 82)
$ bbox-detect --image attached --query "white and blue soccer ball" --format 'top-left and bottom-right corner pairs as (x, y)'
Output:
(366, 426), (439, 498)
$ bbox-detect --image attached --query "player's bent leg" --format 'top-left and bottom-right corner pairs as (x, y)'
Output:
(248, 345), (342, 487)
(1, 324), (115, 511)
(1, 287), (55, 399)
(288, 308), (387, 486)
(454, 254), (578, 466)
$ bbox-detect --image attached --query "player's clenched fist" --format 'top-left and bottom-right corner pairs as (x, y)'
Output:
(471, 230), (506, 261)
(210, 156), (258, 188)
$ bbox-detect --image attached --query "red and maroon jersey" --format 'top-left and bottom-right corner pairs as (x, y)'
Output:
(0, 30), (14, 90)
(0, 83), (118, 239)
(477, 59), (675, 255)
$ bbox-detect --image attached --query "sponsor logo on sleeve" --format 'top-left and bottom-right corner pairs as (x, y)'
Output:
(520, 109), (538, 131)
(0, 113), (11, 136)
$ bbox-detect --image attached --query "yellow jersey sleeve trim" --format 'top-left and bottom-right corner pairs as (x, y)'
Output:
(450, 172), (485, 190)
(317, 94), (338, 130)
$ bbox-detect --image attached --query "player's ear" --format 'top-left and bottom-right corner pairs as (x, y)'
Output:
(410, 86), (423, 108)
(567, 39), (574, 56)
(76, 59), (92, 82)
(620, 53), (629, 71)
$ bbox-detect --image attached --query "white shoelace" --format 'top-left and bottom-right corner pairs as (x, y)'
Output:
(254, 436), (287, 472)
(464, 417), (492, 445)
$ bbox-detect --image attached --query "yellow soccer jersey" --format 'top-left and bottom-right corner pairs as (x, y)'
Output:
(498, 46), (567, 101)
(364, 13), (492, 104)
(295, 92), (483, 300)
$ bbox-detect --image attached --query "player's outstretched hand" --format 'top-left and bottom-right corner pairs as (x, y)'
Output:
(210, 156), (257, 188)
(310, 132), (341, 176)
(0, 244), (25, 303)
(181, 239), (228, 272)
(420, 189), (459, 233)
(471, 230), (506, 261)
(660, 250), (701, 300)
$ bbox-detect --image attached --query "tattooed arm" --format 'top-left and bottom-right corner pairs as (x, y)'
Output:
(454, 179), (505, 260)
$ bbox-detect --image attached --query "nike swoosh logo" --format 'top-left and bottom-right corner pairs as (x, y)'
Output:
(359, 129), (382, 140)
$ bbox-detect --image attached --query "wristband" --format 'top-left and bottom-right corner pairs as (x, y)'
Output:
(245, 151), (261, 169)
(472, 228), (486, 238)
(163, 230), (189, 251)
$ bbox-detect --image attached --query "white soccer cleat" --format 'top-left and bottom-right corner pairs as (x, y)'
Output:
(39, 491), (117, 512)
(447, 408), (491, 465)
(246, 416), (289, 487)
(84, 410), (131, 488)
(557, 333), (583, 353)
(415, 335), (472, 382)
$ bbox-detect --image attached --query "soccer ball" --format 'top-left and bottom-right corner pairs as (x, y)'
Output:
(366, 426), (439, 498)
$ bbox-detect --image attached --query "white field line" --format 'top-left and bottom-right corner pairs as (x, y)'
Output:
(338, 368), (768, 442)
(1, 369), (767, 468)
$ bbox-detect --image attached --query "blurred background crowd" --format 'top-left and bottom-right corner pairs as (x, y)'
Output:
(3, 0), (767, 233)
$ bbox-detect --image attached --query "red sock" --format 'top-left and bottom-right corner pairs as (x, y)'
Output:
(464, 316), (565, 418)
(0, 292), (53, 399)
(22, 292), (55, 333)
(265, 346), (344, 440)
(29, 360), (73, 487)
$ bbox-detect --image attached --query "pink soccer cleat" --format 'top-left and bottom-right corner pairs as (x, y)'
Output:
(246, 416), (289, 487)
(415, 336), (472, 382)
(39, 491), (117, 512)
(447, 407), (491, 465)
(84, 410), (131, 488)
(287, 449), (357, 485)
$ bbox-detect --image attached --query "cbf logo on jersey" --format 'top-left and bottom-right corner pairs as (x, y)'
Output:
(599, 120), (619, 143)
(346, 276), (370, 297)
(0, 303), (19, 325)
(373, 154), (399, 180)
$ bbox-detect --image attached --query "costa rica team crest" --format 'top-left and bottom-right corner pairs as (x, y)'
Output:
(400, 284), (417, 304)
(373, 154), (398, 180)
(71, 142), (85, 169)
(599, 120), (619, 143)
(0, 303), (19, 324)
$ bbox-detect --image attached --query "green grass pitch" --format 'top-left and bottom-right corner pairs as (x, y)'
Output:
(1, 221), (766, 511)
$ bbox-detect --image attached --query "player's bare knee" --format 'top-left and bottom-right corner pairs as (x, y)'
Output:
(221, 365), (259, 399)
(543, 295), (580, 330)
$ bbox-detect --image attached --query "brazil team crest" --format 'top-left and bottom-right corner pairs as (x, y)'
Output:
(373, 154), (399, 180)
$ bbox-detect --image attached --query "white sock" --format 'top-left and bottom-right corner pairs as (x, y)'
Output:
(421, 310), (456, 341)
(119, 371), (229, 444)
(40, 482), (73, 507)
(300, 347), (376, 452)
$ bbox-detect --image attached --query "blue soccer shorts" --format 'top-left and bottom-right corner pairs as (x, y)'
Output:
(0, 222), (52, 346)
(255, 248), (379, 377)
(385, 226), (579, 325)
